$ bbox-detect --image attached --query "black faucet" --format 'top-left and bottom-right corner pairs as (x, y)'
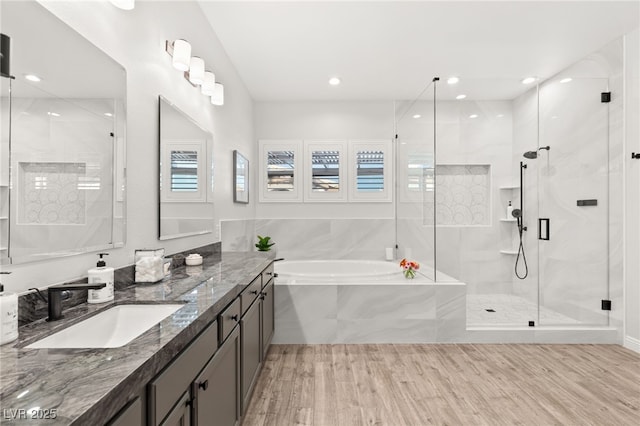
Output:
(30, 283), (107, 321)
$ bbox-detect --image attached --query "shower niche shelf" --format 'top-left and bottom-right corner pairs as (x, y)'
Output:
(499, 185), (520, 190)
(499, 250), (518, 255)
(500, 218), (517, 222)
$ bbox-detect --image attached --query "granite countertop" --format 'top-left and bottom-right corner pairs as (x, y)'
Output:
(0, 251), (275, 425)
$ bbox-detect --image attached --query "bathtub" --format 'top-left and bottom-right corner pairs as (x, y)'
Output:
(273, 259), (466, 343)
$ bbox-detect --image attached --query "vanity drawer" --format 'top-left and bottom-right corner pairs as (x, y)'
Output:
(148, 320), (218, 425)
(219, 298), (241, 344)
(241, 276), (261, 315)
(261, 262), (275, 288)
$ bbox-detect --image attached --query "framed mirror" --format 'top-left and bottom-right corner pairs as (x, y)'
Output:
(1, 1), (126, 265)
(159, 96), (214, 240)
(233, 150), (249, 204)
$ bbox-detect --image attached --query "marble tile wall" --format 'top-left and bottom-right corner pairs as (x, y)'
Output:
(222, 218), (396, 261)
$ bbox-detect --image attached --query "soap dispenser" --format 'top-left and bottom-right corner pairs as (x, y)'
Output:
(88, 253), (114, 304)
(0, 272), (18, 345)
(506, 201), (514, 219)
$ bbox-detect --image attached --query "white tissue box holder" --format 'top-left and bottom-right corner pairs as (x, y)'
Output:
(135, 248), (166, 283)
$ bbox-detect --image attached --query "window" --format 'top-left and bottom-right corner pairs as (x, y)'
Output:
(259, 140), (302, 202)
(170, 150), (198, 191)
(349, 140), (392, 202)
(304, 141), (347, 202)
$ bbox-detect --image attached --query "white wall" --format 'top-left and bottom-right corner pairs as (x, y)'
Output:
(624, 28), (640, 352)
(3, 1), (255, 294)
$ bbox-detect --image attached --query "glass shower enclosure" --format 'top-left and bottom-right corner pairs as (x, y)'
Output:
(394, 75), (611, 328)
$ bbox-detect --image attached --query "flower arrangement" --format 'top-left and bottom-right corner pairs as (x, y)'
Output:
(400, 258), (420, 279)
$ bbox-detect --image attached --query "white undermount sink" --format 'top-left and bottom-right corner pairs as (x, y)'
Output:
(26, 304), (184, 349)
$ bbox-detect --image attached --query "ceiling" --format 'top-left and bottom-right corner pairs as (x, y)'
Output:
(199, 0), (640, 102)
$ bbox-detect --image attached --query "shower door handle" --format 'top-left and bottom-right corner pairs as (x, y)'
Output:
(538, 218), (550, 240)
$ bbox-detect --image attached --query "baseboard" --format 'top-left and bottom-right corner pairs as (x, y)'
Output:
(624, 335), (640, 353)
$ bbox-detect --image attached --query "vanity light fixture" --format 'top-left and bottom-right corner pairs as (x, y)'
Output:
(168, 39), (191, 71)
(447, 77), (459, 85)
(25, 74), (41, 82)
(110, 0), (135, 11)
(456, 94), (466, 100)
(211, 82), (224, 106)
(521, 77), (537, 85)
(201, 71), (216, 96)
(165, 39), (225, 106)
(188, 57), (205, 85)
(329, 77), (341, 86)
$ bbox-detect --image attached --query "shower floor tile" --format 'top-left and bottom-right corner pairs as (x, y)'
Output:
(467, 294), (581, 326)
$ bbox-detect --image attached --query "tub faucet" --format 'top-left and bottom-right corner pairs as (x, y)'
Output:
(30, 283), (107, 321)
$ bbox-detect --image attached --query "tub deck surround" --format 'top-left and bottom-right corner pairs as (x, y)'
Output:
(0, 251), (274, 425)
(274, 260), (467, 344)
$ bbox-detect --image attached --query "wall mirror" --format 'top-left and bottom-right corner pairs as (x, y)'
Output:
(159, 96), (214, 240)
(0, 1), (126, 265)
(233, 150), (249, 204)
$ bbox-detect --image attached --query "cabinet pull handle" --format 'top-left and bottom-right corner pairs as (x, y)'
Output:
(250, 290), (258, 295)
(231, 314), (239, 322)
(199, 380), (209, 391)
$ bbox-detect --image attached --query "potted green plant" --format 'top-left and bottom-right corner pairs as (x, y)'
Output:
(255, 235), (275, 252)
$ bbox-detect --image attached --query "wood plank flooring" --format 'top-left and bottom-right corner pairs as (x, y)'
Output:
(242, 344), (640, 426)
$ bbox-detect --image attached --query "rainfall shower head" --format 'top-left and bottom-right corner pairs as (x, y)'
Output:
(523, 146), (550, 159)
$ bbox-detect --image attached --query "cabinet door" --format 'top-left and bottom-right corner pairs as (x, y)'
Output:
(107, 397), (142, 426)
(160, 391), (191, 426)
(261, 280), (275, 359)
(241, 298), (262, 414)
(194, 326), (240, 426)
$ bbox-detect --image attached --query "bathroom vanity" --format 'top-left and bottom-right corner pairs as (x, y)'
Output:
(0, 251), (275, 426)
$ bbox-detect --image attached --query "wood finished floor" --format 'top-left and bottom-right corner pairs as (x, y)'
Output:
(243, 344), (640, 426)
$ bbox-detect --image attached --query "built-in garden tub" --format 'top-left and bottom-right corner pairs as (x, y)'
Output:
(273, 260), (466, 344)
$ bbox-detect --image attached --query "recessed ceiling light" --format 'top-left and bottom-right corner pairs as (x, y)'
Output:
(25, 74), (41, 82)
(521, 77), (537, 85)
(412, 114), (421, 119)
(560, 77), (572, 84)
(456, 94), (466, 100)
(47, 112), (60, 117)
(104, 113), (113, 117)
(447, 77), (459, 85)
(469, 114), (478, 119)
(496, 114), (504, 118)
(329, 77), (341, 86)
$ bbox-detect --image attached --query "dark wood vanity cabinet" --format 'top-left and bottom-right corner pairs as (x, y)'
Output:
(194, 326), (241, 426)
(261, 275), (275, 359)
(240, 276), (263, 414)
(144, 261), (274, 426)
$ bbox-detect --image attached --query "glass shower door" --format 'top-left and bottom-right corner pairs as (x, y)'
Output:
(537, 77), (610, 326)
